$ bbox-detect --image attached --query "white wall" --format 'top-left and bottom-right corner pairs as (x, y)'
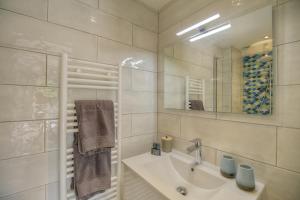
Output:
(158, 0), (300, 200)
(0, 0), (158, 199)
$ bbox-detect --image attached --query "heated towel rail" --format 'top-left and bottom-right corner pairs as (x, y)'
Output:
(185, 76), (205, 110)
(59, 54), (122, 200)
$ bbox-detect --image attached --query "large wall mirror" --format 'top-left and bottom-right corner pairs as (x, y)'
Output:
(163, 4), (273, 116)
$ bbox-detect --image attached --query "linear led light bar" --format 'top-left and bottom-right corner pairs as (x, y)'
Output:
(176, 14), (220, 36)
(189, 23), (231, 42)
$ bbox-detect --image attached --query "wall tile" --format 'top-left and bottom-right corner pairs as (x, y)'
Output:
(278, 85), (300, 128)
(0, 10), (98, 61)
(122, 67), (132, 91)
(166, 135), (216, 165)
(132, 69), (157, 92)
(277, 127), (300, 173)
(122, 91), (157, 114)
(45, 120), (58, 151)
(0, 121), (44, 160)
(77, 0), (98, 8)
(133, 26), (157, 52)
(275, 0), (300, 44)
(0, 0), (47, 20)
(0, 186), (45, 200)
(0, 151), (58, 197)
(157, 113), (180, 137)
(46, 182), (59, 200)
(46, 55), (59, 87)
(278, 41), (300, 85)
(132, 113), (157, 135)
(0, 47), (46, 86)
(98, 38), (157, 72)
(48, 0), (132, 45)
(121, 134), (155, 159)
(216, 151), (300, 200)
(122, 114), (132, 138)
(181, 116), (277, 164)
(99, 0), (158, 33)
(0, 85), (58, 122)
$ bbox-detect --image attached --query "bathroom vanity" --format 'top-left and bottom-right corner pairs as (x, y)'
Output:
(123, 151), (264, 200)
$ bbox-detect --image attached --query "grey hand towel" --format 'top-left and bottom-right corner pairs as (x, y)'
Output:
(189, 100), (205, 111)
(73, 100), (115, 200)
(73, 137), (111, 200)
(75, 100), (115, 153)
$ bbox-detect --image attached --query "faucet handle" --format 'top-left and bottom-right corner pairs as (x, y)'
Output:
(190, 138), (201, 147)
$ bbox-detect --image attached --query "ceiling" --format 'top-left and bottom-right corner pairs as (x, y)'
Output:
(136, 0), (175, 12)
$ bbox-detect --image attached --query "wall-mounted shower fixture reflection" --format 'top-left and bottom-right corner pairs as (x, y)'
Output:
(189, 23), (231, 42)
(176, 13), (220, 36)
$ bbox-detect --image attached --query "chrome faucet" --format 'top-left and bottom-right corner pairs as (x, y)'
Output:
(186, 138), (202, 167)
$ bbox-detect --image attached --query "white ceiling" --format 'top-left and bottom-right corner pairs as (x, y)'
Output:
(136, 0), (174, 11)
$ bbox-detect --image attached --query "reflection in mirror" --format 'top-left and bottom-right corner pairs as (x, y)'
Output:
(216, 6), (273, 115)
(163, 4), (273, 115)
(163, 42), (217, 112)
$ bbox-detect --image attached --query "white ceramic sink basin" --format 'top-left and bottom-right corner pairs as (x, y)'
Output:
(123, 151), (264, 200)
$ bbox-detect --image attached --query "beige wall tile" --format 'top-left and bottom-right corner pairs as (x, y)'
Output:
(275, 0), (300, 44)
(278, 41), (300, 85)
(0, 0), (47, 20)
(132, 113), (157, 135)
(277, 127), (300, 173)
(77, 0), (98, 8)
(48, 0), (132, 45)
(121, 134), (155, 159)
(99, 0), (158, 33)
(167, 135), (217, 165)
(0, 151), (58, 197)
(278, 85), (300, 128)
(122, 67), (132, 91)
(46, 55), (59, 87)
(0, 121), (44, 160)
(0, 186), (45, 200)
(46, 182), (58, 200)
(216, 151), (300, 200)
(122, 91), (157, 114)
(133, 26), (157, 52)
(98, 38), (157, 72)
(122, 114), (132, 138)
(45, 120), (58, 151)
(0, 10), (98, 61)
(158, 113), (180, 137)
(0, 85), (58, 121)
(132, 69), (157, 92)
(181, 116), (277, 164)
(0, 47), (46, 86)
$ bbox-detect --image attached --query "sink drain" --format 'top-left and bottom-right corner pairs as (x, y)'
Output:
(176, 186), (187, 196)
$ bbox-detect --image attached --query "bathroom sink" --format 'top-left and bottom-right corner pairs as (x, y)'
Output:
(170, 154), (226, 189)
(123, 151), (264, 200)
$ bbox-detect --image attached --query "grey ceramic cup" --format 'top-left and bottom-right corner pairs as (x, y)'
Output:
(220, 155), (236, 178)
(236, 164), (255, 191)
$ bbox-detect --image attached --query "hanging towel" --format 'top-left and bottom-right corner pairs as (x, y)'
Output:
(73, 138), (111, 199)
(73, 100), (115, 200)
(189, 100), (205, 111)
(75, 100), (115, 153)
